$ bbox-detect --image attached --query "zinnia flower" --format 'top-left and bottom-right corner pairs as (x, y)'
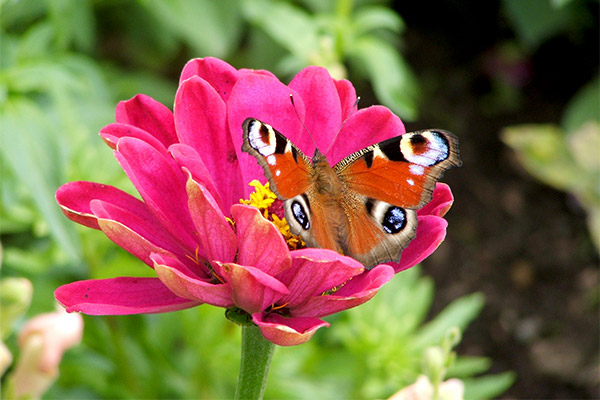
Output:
(55, 57), (454, 346)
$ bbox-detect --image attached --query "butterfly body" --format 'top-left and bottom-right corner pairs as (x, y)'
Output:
(242, 118), (461, 268)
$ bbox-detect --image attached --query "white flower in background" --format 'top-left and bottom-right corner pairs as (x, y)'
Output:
(389, 375), (464, 400)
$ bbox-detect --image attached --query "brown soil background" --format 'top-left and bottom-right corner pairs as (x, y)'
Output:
(393, 1), (599, 398)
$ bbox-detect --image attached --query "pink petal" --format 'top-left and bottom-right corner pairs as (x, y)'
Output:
(217, 262), (288, 314)
(115, 94), (177, 148)
(169, 144), (223, 211)
(293, 264), (394, 317)
(390, 215), (448, 273)
(90, 199), (190, 267)
(179, 57), (240, 102)
(418, 183), (454, 217)
(185, 174), (237, 263)
(231, 204), (291, 276)
(115, 137), (198, 251)
(327, 106), (405, 165)
(174, 76), (243, 211)
(277, 249), (364, 307)
(56, 181), (147, 230)
(288, 66), (342, 152)
(55, 277), (200, 315)
(252, 313), (329, 346)
(152, 253), (234, 308)
(227, 73), (307, 192)
(100, 123), (167, 152)
(334, 78), (358, 121)
(238, 68), (278, 79)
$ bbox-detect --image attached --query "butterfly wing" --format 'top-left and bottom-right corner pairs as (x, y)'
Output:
(243, 118), (355, 256)
(335, 129), (461, 267)
(336, 129), (461, 208)
(242, 118), (313, 199)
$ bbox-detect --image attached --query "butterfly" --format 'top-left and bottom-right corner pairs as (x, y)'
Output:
(242, 118), (461, 268)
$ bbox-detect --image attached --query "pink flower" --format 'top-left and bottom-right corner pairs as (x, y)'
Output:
(55, 57), (453, 345)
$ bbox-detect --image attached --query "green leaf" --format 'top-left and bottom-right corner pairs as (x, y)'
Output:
(0, 278), (33, 339)
(448, 356), (492, 378)
(0, 98), (82, 260)
(411, 293), (485, 351)
(349, 37), (419, 120)
(243, 0), (319, 61)
(12, 22), (55, 61)
(463, 371), (517, 400)
(501, 124), (582, 191)
(568, 122), (600, 176)
(0, 0), (47, 32)
(48, 0), (96, 52)
(139, 0), (243, 58)
(562, 75), (600, 133)
(102, 65), (177, 108)
(502, 0), (584, 50)
(353, 5), (405, 36)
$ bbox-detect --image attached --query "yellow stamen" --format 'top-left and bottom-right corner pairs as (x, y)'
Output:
(321, 277), (353, 296)
(185, 246), (203, 265)
(211, 268), (225, 284)
(269, 302), (290, 311)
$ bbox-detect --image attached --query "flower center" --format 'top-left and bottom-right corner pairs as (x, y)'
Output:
(241, 180), (305, 250)
(265, 302), (291, 316)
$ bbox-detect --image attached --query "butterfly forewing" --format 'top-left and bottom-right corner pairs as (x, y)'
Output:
(242, 118), (313, 199)
(336, 129), (461, 210)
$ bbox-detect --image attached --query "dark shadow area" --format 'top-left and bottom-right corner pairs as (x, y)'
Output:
(394, 1), (599, 398)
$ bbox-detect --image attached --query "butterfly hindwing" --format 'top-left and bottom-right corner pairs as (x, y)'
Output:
(341, 195), (418, 267)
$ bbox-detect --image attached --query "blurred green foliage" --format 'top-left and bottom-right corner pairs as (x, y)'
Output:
(502, 77), (600, 251)
(502, 0), (593, 51)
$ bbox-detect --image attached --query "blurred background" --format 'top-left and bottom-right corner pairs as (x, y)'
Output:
(1, 0), (598, 399)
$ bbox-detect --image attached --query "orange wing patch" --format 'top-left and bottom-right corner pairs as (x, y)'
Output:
(242, 118), (313, 200)
(336, 130), (461, 210)
(341, 156), (430, 208)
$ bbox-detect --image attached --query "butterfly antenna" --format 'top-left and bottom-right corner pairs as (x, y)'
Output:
(324, 96), (361, 155)
(289, 94), (318, 151)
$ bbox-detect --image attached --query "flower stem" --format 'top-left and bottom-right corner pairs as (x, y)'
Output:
(234, 325), (276, 400)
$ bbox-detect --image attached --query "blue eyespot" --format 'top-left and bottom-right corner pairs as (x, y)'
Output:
(382, 206), (406, 234)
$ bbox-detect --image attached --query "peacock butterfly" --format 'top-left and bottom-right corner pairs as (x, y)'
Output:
(242, 118), (461, 268)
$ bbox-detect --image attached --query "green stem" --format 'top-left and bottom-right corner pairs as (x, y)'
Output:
(234, 325), (276, 400)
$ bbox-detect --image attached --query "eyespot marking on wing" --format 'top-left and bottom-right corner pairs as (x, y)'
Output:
(400, 131), (450, 166)
(247, 120), (276, 156)
(381, 206), (407, 234)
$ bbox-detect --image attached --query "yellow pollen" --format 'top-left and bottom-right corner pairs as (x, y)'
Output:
(240, 180), (277, 210)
